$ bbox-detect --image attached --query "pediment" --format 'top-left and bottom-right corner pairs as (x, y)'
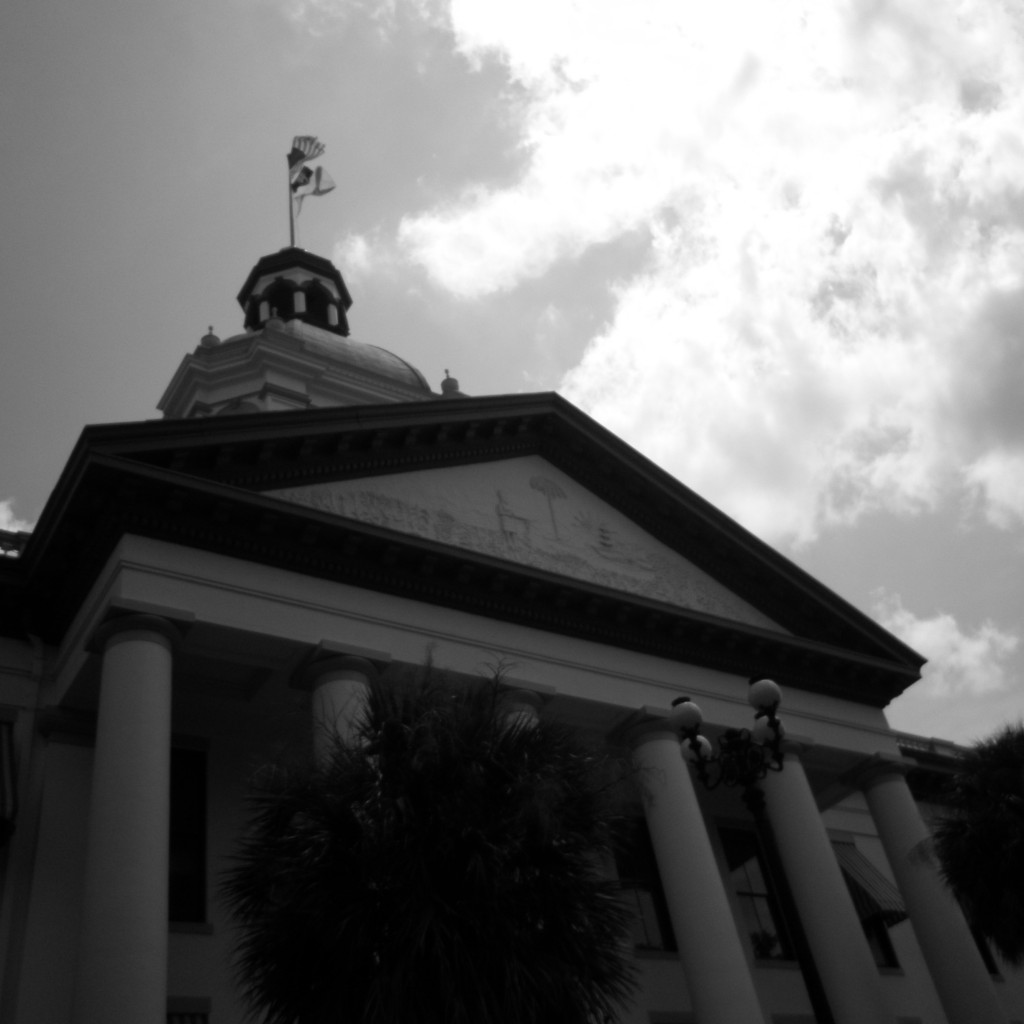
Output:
(266, 455), (787, 634)
(16, 392), (923, 701)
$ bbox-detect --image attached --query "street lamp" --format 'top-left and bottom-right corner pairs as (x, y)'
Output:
(667, 676), (836, 1024)
(668, 676), (785, 805)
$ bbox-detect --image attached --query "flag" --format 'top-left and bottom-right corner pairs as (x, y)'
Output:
(287, 136), (335, 226)
(291, 164), (336, 219)
(288, 135), (326, 182)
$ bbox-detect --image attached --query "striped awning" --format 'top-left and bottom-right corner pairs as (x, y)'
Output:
(832, 840), (907, 927)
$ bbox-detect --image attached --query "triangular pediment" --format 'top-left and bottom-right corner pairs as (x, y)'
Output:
(13, 393), (923, 703)
(266, 456), (787, 633)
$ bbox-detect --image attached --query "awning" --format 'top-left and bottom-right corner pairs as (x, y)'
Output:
(832, 840), (907, 927)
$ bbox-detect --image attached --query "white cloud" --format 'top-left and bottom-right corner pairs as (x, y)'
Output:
(0, 499), (33, 534)
(873, 590), (1019, 697)
(270, 0), (448, 36)
(380, 0), (1024, 544)
(333, 233), (376, 278)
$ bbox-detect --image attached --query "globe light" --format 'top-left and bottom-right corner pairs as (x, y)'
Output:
(748, 677), (782, 712)
(752, 715), (784, 746)
(669, 697), (703, 734)
(684, 733), (714, 764)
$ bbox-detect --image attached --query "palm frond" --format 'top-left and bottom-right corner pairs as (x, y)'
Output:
(222, 666), (638, 1024)
(931, 722), (1024, 966)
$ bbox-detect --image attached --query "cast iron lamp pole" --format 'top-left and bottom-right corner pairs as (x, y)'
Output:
(669, 678), (835, 1024)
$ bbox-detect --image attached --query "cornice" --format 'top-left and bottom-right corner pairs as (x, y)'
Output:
(10, 452), (919, 706)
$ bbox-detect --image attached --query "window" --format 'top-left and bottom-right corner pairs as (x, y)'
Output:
(860, 914), (899, 969)
(969, 921), (1001, 975)
(169, 747), (207, 923)
(0, 719), (16, 850)
(167, 996), (210, 1024)
(719, 826), (794, 961)
(616, 819), (677, 952)
(263, 281), (293, 320)
(305, 283), (332, 323)
(831, 840), (905, 970)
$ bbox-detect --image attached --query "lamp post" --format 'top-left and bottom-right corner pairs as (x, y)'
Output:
(669, 677), (835, 1024)
(669, 676), (785, 814)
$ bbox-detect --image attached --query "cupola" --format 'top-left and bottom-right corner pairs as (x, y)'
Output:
(158, 247), (450, 419)
(237, 247), (353, 336)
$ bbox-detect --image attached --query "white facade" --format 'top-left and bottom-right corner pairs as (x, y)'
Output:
(0, 249), (1020, 1024)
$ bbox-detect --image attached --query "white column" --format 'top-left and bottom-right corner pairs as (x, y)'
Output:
(858, 761), (1006, 1024)
(304, 656), (375, 762)
(632, 726), (768, 1024)
(73, 615), (178, 1024)
(761, 748), (890, 1024)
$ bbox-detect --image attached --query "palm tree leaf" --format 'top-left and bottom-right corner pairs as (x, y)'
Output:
(222, 666), (639, 1023)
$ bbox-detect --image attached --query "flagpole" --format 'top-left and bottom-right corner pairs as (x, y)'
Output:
(288, 153), (296, 248)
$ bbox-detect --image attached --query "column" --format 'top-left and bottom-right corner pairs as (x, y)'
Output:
(632, 726), (768, 1024)
(761, 748), (890, 1024)
(303, 656), (376, 763)
(73, 615), (179, 1024)
(858, 760), (1005, 1024)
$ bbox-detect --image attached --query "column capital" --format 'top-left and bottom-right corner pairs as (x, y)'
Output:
(615, 707), (678, 748)
(498, 682), (554, 709)
(292, 640), (390, 690)
(776, 735), (815, 760)
(88, 613), (182, 655)
(296, 654), (380, 691)
(843, 753), (910, 792)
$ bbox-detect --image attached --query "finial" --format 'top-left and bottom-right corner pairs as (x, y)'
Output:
(200, 326), (220, 348)
(441, 370), (462, 397)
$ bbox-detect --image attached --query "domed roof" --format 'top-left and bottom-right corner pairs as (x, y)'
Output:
(158, 248), (439, 419)
(254, 317), (432, 393)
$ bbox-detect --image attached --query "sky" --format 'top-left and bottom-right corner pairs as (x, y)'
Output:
(2, 0), (1023, 743)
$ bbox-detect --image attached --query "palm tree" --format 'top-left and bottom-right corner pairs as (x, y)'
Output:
(932, 722), (1024, 965)
(222, 666), (637, 1024)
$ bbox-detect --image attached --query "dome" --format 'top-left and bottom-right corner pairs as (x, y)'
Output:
(256, 317), (432, 394)
(158, 249), (436, 418)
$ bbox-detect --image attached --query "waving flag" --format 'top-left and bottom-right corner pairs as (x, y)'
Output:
(288, 135), (326, 181)
(287, 136), (334, 244)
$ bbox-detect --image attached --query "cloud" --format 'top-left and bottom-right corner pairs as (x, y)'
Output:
(0, 499), (34, 535)
(375, 0), (1024, 544)
(873, 590), (1019, 697)
(269, 0), (448, 36)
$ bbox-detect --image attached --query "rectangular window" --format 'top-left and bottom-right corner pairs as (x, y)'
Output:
(169, 747), (207, 923)
(970, 922), (1001, 975)
(831, 840), (905, 970)
(616, 819), (677, 952)
(167, 995), (211, 1023)
(719, 826), (794, 961)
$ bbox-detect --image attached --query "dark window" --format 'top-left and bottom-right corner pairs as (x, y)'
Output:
(861, 913), (900, 969)
(169, 747), (206, 923)
(305, 284), (331, 323)
(616, 820), (677, 952)
(831, 840), (905, 970)
(263, 281), (293, 319)
(970, 921), (1001, 975)
(719, 826), (794, 961)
